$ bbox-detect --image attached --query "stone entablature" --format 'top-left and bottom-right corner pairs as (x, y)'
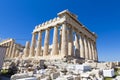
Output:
(33, 10), (96, 42)
(0, 38), (14, 45)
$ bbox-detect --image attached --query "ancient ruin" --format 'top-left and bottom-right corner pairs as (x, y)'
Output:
(1, 10), (120, 80)
(0, 10), (98, 61)
(23, 10), (98, 61)
(0, 38), (24, 59)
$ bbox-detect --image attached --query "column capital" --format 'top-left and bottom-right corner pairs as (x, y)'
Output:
(32, 32), (37, 37)
(63, 21), (70, 27)
(38, 30), (42, 33)
(46, 28), (50, 31)
(55, 24), (59, 27)
(37, 31), (42, 35)
(62, 21), (67, 24)
(79, 32), (83, 36)
(86, 36), (90, 40)
(66, 23), (72, 27)
(83, 35), (88, 40)
(68, 24), (73, 29)
(79, 32), (85, 37)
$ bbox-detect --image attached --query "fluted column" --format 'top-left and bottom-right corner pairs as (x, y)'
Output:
(75, 33), (80, 58)
(11, 44), (16, 58)
(79, 33), (85, 58)
(24, 41), (30, 57)
(90, 40), (93, 60)
(83, 36), (89, 60)
(61, 23), (68, 57)
(7, 43), (11, 57)
(43, 29), (50, 56)
(86, 38), (90, 60)
(8, 41), (14, 58)
(52, 26), (59, 55)
(36, 31), (42, 56)
(29, 33), (36, 57)
(91, 41), (95, 60)
(89, 39), (93, 60)
(68, 27), (74, 56)
(15, 50), (19, 57)
(19, 52), (23, 58)
(5, 43), (9, 57)
(4, 43), (7, 57)
(59, 29), (62, 53)
(93, 42), (98, 61)
(87, 39), (92, 60)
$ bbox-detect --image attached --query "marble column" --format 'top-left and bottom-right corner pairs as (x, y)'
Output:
(75, 33), (80, 58)
(5, 43), (9, 57)
(83, 36), (89, 60)
(68, 26), (74, 56)
(29, 33), (36, 57)
(93, 42), (98, 61)
(19, 52), (23, 59)
(91, 41), (95, 60)
(7, 43), (11, 57)
(43, 29), (50, 56)
(15, 50), (19, 57)
(86, 38), (90, 59)
(52, 26), (59, 55)
(4, 44), (6, 57)
(87, 39), (92, 60)
(36, 31), (42, 56)
(7, 42), (11, 58)
(59, 29), (62, 53)
(61, 23), (68, 57)
(89, 39), (93, 60)
(79, 33), (85, 58)
(24, 41), (30, 57)
(8, 41), (14, 58)
(11, 44), (16, 58)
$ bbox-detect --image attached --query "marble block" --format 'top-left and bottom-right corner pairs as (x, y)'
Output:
(103, 69), (115, 77)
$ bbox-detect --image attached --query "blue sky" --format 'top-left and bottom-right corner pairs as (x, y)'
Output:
(0, 0), (120, 61)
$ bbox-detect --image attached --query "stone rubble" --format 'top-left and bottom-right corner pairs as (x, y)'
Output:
(1, 58), (120, 80)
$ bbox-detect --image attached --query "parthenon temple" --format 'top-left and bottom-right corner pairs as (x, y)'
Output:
(23, 10), (98, 61)
(0, 10), (98, 61)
